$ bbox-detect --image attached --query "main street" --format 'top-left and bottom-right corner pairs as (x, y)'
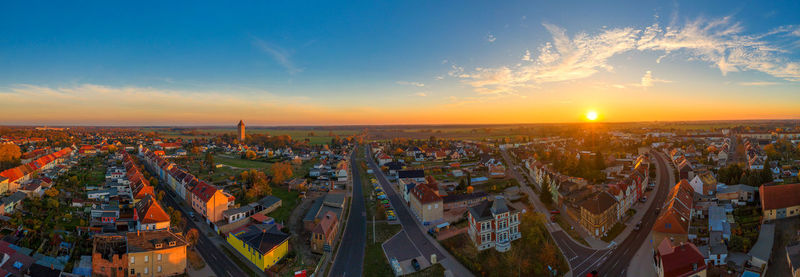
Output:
(501, 149), (673, 276)
(159, 183), (249, 277)
(366, 146), (474, 277)
(329, 148), (367, 277)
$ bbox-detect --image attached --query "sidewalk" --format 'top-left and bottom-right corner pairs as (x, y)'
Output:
(626, 235), (657, 277)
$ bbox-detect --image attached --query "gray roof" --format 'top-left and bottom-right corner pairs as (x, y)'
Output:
(322, 192), (346, 208)
(258, 195), (282, 209)
(303, 198), (325, 222)
(469, 197), (515, 222)
(223, 205), (254, 217)
(717, 184), (756, 194)
(787, 242), (800, 272)
(748, 223), (775, 262)
(708, 205), (726, 232)
(1, 191), (27, 205)
(491, 197), (509, 214)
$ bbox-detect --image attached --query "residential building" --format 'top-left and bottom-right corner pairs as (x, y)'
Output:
(310, 211), (338, 254)
(652, 180), (694, 248)
(191, 181), (231, 223)
(126, 230), (188, 277)
(748, 223), (775, 270)
(689, 171), (717, 195)
(303, 192), (346, 231)
(408, 183), (443, 224)
(92, 234), (127, 277)
(579, 191), (619, 238)
(135, 194), (170, 231)
(0, 240), (35, 276)
(716, 184), (756, 204)
(786, 241), (800, 277)
(760, 183), (800, 221)
(467, 197), (521, 252)
(654, 238), (707, 277)
(227, 224), (290, 271)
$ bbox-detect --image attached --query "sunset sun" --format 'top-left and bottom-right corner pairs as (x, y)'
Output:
(586, 110), (598, 121)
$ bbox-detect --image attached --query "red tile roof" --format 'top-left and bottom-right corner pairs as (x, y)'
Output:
(135, 195), (170, 224)
(657, 238), (707, 277)
(410, 184), (441, 204)
(760, 183), (800, 210)
(192, 181), (219, 203)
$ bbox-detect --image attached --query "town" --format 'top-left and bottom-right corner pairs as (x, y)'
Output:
(0, 121), (798, 277)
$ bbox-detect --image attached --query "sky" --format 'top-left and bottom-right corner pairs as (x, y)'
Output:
(1, 0), (799, 126)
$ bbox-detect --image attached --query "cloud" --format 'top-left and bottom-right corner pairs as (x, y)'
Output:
(487, 33), (496, 43)
(414, 92), (427, 97)
(640, 70), (671, 88)
(251, 37), (302, 74)
(396, 81), (425, 87)
(522, 49), (532, 61)
(455, 16), (800, 95)
(434, 76), (444, 80)
(738, 81), (779, 86)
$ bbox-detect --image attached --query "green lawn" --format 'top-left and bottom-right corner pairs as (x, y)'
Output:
(269, 187), (299, 223)
(364, 222), (403, 277)
(214, 155), (272, 169)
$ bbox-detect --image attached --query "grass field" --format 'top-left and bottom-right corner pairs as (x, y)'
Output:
(270, 187), (299, 223)
(214, 154), (272, 169)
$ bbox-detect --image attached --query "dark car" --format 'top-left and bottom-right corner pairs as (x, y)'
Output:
(411, 258), (421, 271)
(635, 221), (642, 231)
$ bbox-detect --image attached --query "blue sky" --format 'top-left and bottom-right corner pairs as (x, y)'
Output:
(1, 0), (799, 125)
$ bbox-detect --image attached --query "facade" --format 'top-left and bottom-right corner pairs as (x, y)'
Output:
(579, 192), (619, 238)
(760, 183), (800, 221)
(227, 224), (290, 271)
(716, 184), (756, 204)
(689, 171), (717, 195)
(191, 181), (230, 223)
(92, 235), (128, 277)
(787, 241), (800, 277)
(126, 230), (188, 277)
(310, 211), (338, 254)
(238, 120), (246, 141)
(408, 184), (443, 224)
(467, 197), (521, 252)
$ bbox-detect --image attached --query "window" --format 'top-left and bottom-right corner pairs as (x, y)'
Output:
(144, 256), (148, 262)
(144, 267), (148, 274)
(427, 205), (431, 210)
(158, 266), (162, 273)
(130, 257), (135, 264)
(157, 254), (162, 261)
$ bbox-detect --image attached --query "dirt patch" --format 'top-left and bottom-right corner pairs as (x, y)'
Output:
(187, 248), (206, 270)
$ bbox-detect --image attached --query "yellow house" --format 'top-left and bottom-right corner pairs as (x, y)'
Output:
(227, 224), (290, 271)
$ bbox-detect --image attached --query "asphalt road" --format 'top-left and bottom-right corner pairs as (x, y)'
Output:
(502, 150), (673, 277)
(160, 186), (248, 277)
(365, 147), (448, 262)
(584, 151), (672, 277)
(329, 148), (367, 277)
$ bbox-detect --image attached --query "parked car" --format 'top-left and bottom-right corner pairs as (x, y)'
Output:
(640, 196), (647, 203)
(387, 215), (397, 221)
(549, 210), (560, 214)
(635, 221), (642, 231)
(411, 259), (421, 271)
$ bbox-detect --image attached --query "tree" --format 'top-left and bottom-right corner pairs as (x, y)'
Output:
(149, 177), (158, 187)
(0, 144), (21, 170)
(185, 228), (199, 249)
(107, 145), (117, 154)
(204, 152), (215, 171)
(271, 162), (293, 185)
(45, 187), (59, 198)
(540, 182), (553, 205)
(157, 191), (165, 202)
(245, 150), (257, 160)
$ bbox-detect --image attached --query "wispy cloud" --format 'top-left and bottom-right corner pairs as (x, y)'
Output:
(487, 33), (496, 43)
(455, 16), (800, 95)
(251, 37), (302, 74)
(522, 49), (532, 61)
(396, 81), (425, 87)
(414, 92), (427, 97)
(640, 70), (671, 88)
(738, 81), (779, 86)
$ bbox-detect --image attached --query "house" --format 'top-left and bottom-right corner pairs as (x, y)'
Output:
(303, 192), (346, 231)
(134, 195), (171, 231)
(654, 238), (707, 277)
(0, 177), (8, 195)
(335, 161), (348, 181)
(286, 178), (308, 191)
(310, 212), (338, 254)
(689, 171), (717, 195)
(127, 230), (188, 276)
(398, 169), (425, 183)
(405, 146), (422, 157)
(748, 223), (775, 270)
(467, 196), (521, 252)
(0, 240), (35, 276)
(716, 184), (756, 204)
(607, 182), (634, 220)
(442, 192), (489, 211)
(376, 153), (392, 166)
(677, 160), (694, 180)
(760, 183), (800, 221)
(786, 241), (800, 277)
(1, 191), (27, 215)
(652, 180), (694, 248)
(579, 191), (619, 238)
(409, 184), (443, 224)
(191, 181), (231, 223)
(92, 234), (127, 277)
(227, 224), (290, 271)
(384, 161), (405, 175)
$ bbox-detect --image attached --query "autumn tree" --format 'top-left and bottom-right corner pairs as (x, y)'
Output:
(45, 187), (59, 197)
(271, 162), (293, 185)
(204, 152), (215, 171)
(0, 144), (22, 170)
(185, 228), (199, 249)
(245, 150), (257, 160)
